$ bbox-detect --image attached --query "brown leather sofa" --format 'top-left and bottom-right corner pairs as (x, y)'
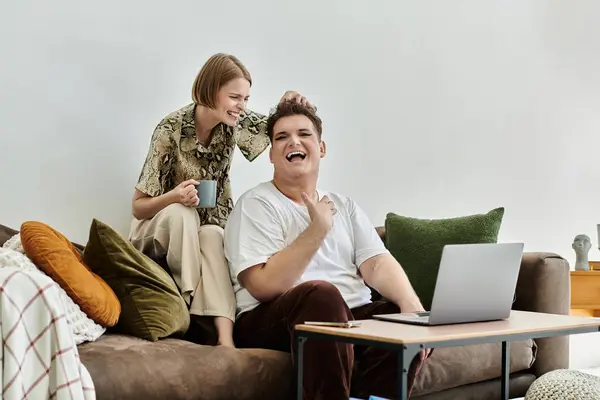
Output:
(0, 223), (570, 399)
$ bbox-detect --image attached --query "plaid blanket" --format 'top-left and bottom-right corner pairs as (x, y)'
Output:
(0, 248), (95, 399)
(2, 234), (106, 345)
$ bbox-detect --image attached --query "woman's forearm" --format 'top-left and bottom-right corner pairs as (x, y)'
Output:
(132, 190), (176, 220)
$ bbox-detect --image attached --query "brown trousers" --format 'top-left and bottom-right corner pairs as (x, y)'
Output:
(234, 280), (425, 400)
(128, 203), (236, 322)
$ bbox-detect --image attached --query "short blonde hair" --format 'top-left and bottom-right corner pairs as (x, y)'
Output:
(192, 53), (252, 109)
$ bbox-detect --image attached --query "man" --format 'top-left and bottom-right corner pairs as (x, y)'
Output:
(224, 101), (429, 399)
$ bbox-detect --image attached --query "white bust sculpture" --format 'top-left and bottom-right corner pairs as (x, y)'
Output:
(573, 234), (592, 271)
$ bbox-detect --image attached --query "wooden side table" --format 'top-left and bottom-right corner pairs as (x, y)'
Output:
(571, 270), (600, 317)
(294, 311), (600, 400)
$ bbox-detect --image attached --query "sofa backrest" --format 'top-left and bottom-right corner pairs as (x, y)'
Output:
(1, 222), (389, 251)
(0, 224), (19, 247)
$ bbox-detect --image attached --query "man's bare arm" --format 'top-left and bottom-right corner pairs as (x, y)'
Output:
(238, 222), (327, 302)
(359, 253), (424, 312)
(238, 193), (335, 303)
(360, 253), (433, 358)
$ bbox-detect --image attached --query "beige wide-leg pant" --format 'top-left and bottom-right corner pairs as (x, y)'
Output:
(128, 203), (236, 322)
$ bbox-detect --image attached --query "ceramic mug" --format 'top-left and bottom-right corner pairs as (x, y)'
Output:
(195, 180), (217, 208)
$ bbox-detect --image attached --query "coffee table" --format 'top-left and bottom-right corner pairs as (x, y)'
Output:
(293, 311), (600, 400)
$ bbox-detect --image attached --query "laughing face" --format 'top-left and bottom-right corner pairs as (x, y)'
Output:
(269, 114), (326, 179)
(214, 77), (250, 126)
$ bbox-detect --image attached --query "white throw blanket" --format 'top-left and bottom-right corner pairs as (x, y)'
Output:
(2, 234), (106, 345)
(0, 247), (96, 399)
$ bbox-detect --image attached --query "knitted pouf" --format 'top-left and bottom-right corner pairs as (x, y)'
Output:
(525, 369), (600, 400)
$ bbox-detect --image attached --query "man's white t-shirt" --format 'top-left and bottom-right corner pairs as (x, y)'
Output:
(224, 181), (389, 318)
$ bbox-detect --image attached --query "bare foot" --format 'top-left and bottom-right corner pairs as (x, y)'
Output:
(217, 338), (236, 348)
(214, 316), (235, 348)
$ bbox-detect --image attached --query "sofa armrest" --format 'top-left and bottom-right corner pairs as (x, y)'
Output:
(513, 252), (570, 377)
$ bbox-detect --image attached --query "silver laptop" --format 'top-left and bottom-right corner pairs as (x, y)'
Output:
(373, 242), (524, 326)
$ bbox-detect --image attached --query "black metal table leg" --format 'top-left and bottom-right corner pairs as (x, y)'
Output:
(397, 344), (422, 400)
(295, 334), (306, 400)
(501, 341), (510, 400)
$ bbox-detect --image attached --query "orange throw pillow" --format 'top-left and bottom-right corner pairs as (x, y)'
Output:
(20, 221), (120, 327)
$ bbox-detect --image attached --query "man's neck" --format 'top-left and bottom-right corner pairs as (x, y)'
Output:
(194, 105), (220, 140)
(272, 174), (318, 204)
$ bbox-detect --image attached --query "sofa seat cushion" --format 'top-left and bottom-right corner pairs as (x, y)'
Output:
(413, 373), (536, 399)
(78, 333), (293, 400)
(411, 339), (537, 397)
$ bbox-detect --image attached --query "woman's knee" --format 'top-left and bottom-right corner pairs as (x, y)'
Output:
(198, 224), (224, 245)
(160, 203), (199, 226)
(162, 203), (196, 217)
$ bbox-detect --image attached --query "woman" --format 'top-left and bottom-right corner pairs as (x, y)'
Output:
(128, 53), (311, 347)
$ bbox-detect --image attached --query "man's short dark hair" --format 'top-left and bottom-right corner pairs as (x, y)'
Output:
(266, 101), (322, 142)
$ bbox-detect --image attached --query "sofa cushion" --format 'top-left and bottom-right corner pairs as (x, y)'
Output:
(411, 339), (537, 397)
(385, 207), (504, 309)
(78, 333), (293, 400)
(83, 219), (190, 341)
(20, 221), (121, 327)
(412, 373), (536, 399)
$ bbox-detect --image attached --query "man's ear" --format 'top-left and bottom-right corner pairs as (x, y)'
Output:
(320, 140), (327, 158)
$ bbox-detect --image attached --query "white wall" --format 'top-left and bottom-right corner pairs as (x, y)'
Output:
(2, 0), (600, 368)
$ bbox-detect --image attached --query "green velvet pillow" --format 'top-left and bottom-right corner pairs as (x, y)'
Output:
(83, 219), (190, 341)
(385, 207), (504, 310)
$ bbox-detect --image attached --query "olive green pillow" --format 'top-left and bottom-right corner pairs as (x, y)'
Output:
(385, 207), (504, 310)
(83, 219), (190, 341)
